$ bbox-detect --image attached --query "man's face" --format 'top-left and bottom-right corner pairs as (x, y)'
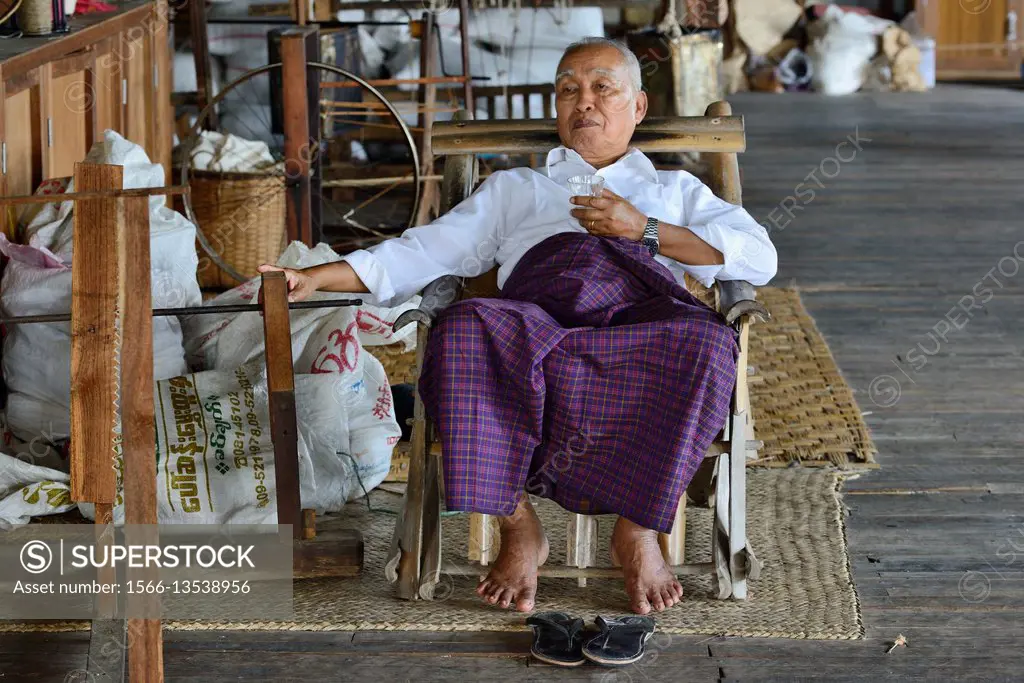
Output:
(554, 44), (648, 164)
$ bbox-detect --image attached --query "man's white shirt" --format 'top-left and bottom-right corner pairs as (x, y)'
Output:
(341, 146), (778, 307)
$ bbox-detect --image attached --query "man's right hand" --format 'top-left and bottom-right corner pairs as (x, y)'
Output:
(256, 264), (319, 303)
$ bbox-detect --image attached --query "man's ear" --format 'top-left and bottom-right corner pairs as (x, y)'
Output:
(634, 91), (649, 125)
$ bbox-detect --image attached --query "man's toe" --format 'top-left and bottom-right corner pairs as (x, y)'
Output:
(661, 587), (678, 608)
(515, 586), (536, 612)
(476, 580), (491, 597)
(630, 591), (651, 615)
(497, 588), (514, 608)
(649, 589), (666, 612)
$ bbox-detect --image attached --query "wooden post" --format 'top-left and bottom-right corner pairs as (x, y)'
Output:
(260, 272), (303, 539)
(414, 11), (439, 226)
(72, 165), (164, 681)
(72, 163), (125, 683)
(260, 273), (364, 577)
(189, 0), (218, 130)
(70, 163), (122, 509)
(120, 194), (164, 683)
(280, 29), (316, 247)
(458, 0), (473, 108)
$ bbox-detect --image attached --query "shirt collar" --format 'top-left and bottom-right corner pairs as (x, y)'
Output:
(544, 146), (659, 185)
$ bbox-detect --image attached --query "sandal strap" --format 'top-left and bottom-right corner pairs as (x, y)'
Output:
(527, 613), (585, 646)
(595, 615), (656, 633)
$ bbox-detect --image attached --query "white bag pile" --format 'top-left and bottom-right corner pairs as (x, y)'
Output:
(1, 130), (201, 447)
(807, 6), (895, 96)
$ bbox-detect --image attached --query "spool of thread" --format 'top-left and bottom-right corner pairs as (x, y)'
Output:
(17, 0), (53, 35)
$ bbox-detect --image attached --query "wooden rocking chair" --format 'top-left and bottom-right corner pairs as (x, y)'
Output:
(384, 101), (769, 602)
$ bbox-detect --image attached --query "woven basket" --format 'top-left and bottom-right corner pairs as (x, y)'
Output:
(367, 343), (418, 387)
(365, 343), (418, 483)
(188, 170), (288, 289)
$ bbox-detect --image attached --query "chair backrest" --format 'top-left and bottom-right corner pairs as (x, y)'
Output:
(430, 101), (746, 299)
(431, 114), (746, 156)
(471, 84), (557, 122)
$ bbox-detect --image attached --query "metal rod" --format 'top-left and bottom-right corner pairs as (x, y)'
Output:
(0, 298), (363, 326)
(322, 174), (444, 188)
(0, 186), (190, 206)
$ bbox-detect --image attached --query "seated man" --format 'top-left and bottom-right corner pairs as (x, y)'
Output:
(260, 37), (777, 615)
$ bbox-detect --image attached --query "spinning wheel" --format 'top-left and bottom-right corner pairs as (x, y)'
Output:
(178, 61), (422, 284)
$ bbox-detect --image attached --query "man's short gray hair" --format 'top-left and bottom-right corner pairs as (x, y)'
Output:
(560, 37), (643, 95)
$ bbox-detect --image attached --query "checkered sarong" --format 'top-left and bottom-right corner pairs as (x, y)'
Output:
(419, 232), (738, 533)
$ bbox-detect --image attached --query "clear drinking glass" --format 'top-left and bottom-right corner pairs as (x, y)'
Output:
(567, 174), (606, 197)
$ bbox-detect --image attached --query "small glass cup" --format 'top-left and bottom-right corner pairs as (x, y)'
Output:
(567, 174), (606, 197)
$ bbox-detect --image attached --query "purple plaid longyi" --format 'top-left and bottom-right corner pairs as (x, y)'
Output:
(418, 232), (738, 533)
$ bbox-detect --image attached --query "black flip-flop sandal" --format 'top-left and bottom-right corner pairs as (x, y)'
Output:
(582, 615), (657, 666)
(525, 611), (586, 667)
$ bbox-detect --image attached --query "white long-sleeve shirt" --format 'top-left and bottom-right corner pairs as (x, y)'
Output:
(341, 146), (778, 307)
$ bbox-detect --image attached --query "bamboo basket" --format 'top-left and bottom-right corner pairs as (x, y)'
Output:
(188, 170), (288, 289)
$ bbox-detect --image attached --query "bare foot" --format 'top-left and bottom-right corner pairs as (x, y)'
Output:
(475, 497), (549, 612)
(611, 516), (684, 615)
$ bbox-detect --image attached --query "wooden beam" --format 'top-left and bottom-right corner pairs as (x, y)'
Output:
(70, 163), (123, 506)
(442, 561), (714, 578)
(415, 10), (438, 227)
(458, 0), (473, 107)
(120, 195), (164, 683)
(431, 115), (746, 155)
(0, 185), (189, 206)
(280, 29), (315, 247)
(152, 1), (174, 177)
(260, 272), (302, 539)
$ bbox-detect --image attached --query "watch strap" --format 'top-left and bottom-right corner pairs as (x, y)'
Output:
(642, 217), (659, 256)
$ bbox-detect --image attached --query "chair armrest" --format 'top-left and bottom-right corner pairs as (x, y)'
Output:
(717, 280), (770, 326)
(393, 275), (464, 332)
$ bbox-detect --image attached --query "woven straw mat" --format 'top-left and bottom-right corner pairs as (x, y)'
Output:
(5, 469), (863, 639)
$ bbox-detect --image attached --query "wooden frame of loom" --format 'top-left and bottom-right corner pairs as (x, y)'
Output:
(3, 164), (362, 682)
(384, 102), (769, 602)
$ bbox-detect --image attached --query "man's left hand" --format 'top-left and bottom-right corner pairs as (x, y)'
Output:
(570, 189), (647, 241)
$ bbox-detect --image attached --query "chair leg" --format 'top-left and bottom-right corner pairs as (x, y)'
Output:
(727, 409), (749, 600)
(567, 514), (598, 587)
(658, 495), (687, 566)
(469, 512), (498, 576)
(711, 453), (733, 600)
(418, 446), (444, 599)
(391, 322), (431, 600)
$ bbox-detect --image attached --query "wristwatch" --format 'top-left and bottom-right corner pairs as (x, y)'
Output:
(641, 216), (660, 257)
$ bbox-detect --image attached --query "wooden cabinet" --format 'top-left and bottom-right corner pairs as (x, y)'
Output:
(917, 0), (1024, 79)
(0, 1), (172, 221)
